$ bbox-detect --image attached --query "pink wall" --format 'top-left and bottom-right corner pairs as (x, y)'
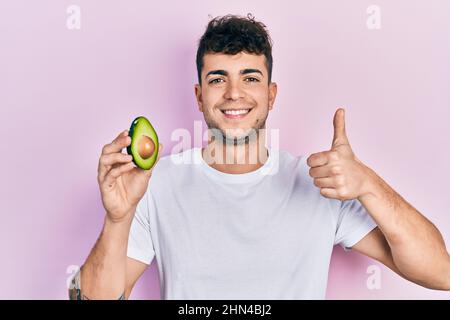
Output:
(1, 0), (449, 299)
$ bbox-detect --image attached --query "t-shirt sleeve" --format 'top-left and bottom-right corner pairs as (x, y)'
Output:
(333, 199), (378, 250)
(127, 190), (156, 265)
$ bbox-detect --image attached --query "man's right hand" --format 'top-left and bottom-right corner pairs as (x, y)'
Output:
(97, 130), (162, 224)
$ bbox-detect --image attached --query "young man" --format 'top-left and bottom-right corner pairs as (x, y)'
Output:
(70, 14), (450, 300)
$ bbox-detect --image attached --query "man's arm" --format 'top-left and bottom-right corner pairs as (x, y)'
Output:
(69, 213), (148, 300)
(71, 130), (162, 300)
(353, 168), (450, 290)
(307, 108), (450, 290)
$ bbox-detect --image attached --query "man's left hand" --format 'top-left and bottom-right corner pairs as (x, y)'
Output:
(307, 108), (375, 201)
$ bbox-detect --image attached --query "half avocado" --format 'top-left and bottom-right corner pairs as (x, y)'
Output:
(127, 116), (159, 170)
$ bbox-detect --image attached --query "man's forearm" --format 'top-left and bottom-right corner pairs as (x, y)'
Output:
(358, 167), (450, 289)
(74, 213), (133, 299)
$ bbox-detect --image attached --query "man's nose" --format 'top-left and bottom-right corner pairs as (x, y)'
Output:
(224, 81), (245, 100)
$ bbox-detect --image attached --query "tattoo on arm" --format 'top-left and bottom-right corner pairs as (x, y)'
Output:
(68, 268), (125, 300)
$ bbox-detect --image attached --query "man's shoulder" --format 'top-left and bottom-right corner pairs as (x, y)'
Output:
(275, 149), (319, 191)
(275, 149), (307, 172)
(157, 148), (198, 168)
(150, 148), (199, 180)
(146, 148), (198, 193)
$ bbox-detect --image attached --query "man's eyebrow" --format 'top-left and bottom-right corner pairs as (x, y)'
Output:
(206, 70), (228, 77)
(240, 68), (263, 76)
(205, 68), (264, 78)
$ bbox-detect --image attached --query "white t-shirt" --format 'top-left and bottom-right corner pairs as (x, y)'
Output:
(127, 147), (377, 299)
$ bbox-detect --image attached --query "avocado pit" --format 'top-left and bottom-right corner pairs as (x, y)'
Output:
(137, 135), (155, 159)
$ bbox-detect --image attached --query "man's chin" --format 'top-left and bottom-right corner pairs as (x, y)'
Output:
(211, 127), (260, 145)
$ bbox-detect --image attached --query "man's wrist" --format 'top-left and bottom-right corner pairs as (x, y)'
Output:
(69, 268), (126, 300)
(105, 208), (136, 226)
(357, 166), (384, 203)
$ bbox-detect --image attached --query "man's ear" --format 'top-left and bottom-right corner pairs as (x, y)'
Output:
(268, 82), (278, 111)
(194, 84), (203, 112)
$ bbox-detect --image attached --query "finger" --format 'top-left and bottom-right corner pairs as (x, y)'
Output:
(101, 153), (133, 167)
(98, 153), (133, 182)
(103, 162), (136, 187)
(319, 187), (339, 199)
(332, 108), (349, 148)
(102, 130), (131, 155)
(313, 177), (336, 189)
(309, 165), (339, 178)
(306, 151), (329, 167)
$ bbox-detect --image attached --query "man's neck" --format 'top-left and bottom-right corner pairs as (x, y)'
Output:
(201, 136), (269, 174)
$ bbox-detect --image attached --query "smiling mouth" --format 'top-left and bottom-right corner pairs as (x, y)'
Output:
(220, 108), (253, 119)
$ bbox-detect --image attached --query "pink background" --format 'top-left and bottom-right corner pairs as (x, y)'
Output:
(1, 0), (449, 299)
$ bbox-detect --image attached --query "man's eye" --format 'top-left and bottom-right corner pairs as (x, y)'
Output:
(245, 77), (260, 82)
(209, 78), (224, 84)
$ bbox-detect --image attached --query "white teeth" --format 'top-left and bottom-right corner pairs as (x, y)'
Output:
(223, 109), (250, 115)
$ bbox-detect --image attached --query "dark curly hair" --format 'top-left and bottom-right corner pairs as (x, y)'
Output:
(196, 14), (273, 85)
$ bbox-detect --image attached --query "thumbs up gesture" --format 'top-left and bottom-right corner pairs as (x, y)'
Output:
(307, 108), (374, 201)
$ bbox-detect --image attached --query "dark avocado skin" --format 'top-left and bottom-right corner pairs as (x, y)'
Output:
(126, 121), (136, 156)
(126, 116), (159, 170)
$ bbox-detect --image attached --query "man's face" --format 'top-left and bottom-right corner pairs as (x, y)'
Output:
(195, 51), (277, 143)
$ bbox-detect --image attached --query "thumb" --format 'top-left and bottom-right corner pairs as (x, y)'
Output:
(332, 108), (349, 148)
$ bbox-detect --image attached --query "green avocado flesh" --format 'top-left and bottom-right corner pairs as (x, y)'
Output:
(126, 116), (159, 170)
